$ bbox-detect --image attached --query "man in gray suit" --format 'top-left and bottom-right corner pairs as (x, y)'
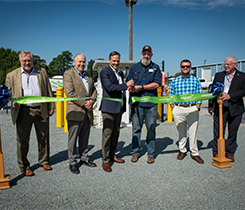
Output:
(63, 53), (97, 174)
(5, 50), (55, 176)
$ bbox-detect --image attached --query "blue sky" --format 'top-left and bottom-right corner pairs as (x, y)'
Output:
(0, 0), (245, 76)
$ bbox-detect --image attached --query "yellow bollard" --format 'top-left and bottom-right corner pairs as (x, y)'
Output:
(63, 92), (68, 133)
(0, 127), (10, 190)
(167, 103), (173, 123)
(56, 87), (64, 127)
(157, 87), (162, 119)
(167, 86), (173, 123)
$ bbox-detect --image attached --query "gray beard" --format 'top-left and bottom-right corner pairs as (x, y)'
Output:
(141, 59), (151, 66)
(23, 66), (33, 72)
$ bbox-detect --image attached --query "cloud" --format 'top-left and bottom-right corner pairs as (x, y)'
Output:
(138, 0), (245, 10)
(0, 0), (118, 4)
(1, 0), (245, 10)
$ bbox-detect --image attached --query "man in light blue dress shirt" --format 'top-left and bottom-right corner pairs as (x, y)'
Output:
(63, 53), (97, 174)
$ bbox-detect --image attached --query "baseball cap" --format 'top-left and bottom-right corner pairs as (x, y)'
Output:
(142, 45), (152, 53)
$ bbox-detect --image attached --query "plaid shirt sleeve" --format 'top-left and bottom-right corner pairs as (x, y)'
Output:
(168, 78), (176, 104)
(195, 77), (202, 104)
(168, 75), (202, 104)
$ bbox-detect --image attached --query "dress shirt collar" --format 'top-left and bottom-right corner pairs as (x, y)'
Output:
(110, 66), (121, 75)
(21, 67), (35, 75)
(181, 74), (191, 80)
(74, 68), (86, 78)
(225, 70), (236, 79)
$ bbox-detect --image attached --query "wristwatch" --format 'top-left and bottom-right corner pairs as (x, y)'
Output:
(141, 85), (144, 91)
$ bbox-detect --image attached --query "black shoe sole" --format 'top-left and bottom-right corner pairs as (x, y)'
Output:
(70, 171), (80, 174)
(80, 162), (97, 167)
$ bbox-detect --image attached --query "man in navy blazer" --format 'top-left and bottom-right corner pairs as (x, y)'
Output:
(99, 51), (133, 172)
(208, 56), (245, 162)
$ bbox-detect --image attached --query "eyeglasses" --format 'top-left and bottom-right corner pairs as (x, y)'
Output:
(224, 63), (233, 66)
(21, 60), (32, 63)
(181, 65), (190, 68)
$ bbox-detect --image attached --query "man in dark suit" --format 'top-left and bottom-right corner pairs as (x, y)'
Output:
(208, 56), (245, 162)
(5, 50), (55, 176)
(100, 51), (133, 172)
(63, 53), (97, 174)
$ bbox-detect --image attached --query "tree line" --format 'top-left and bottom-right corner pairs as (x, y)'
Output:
(0, 47), (99, 85)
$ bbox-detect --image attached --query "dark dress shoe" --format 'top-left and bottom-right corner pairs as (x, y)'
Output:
(113, 156), (125, 163)
(102, 163), (111, 172)
(227, 155), (235, 162)
(177, 151), (187, 160)
(191, 155), (204, 164)
(69, 165), (80, 174)
(80, 160), (97, 167)
(41, 164), (53, 171)
(22, 169), (34, 176)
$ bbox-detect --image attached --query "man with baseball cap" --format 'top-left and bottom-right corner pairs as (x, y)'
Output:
(126, 45), (161, 164)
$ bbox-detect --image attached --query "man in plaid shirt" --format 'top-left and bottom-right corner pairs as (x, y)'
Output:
(169, 59), (204, 164)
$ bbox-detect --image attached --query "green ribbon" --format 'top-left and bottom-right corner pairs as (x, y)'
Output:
(132, 93), (217, 104)
(10, 96), (124, 106)
(10, 93), (216, 106)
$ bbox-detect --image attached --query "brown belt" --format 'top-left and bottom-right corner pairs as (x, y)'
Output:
(175, 103), (196, 107)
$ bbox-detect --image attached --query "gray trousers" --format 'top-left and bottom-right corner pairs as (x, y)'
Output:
(67, 114), (90, 166)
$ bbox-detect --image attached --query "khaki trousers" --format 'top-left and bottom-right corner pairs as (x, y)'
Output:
(102, 110), (123, 163)
(16, 105), (50, 171)
(173, 106), (199, 156)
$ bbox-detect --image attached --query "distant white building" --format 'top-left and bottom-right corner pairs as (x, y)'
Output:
(193, 59), (245, 82)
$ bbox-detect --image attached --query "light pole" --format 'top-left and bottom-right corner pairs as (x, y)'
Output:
(125, 0), (138, 60)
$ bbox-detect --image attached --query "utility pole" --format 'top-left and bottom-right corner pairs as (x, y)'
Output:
(125, 0), (138, 60)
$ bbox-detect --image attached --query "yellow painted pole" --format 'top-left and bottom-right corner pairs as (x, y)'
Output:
(56, 87), (64, 127)
(167, 103), (173, 123)
(63, 92), (68, 133)
(0, 127), (10, 190)
(167, 86), (173, 123)
(212, 95), (231, 168)
(157, 86), (162, 119)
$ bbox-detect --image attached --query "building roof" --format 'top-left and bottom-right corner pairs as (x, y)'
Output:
(193, 59), (245, 68)
(92, 60), (138, 72)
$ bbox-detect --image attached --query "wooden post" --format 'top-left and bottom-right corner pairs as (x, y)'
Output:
(0, 126), (10, 189)
(212, 95), (231, 168)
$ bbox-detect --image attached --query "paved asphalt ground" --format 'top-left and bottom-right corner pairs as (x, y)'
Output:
(0, 100), (245, 210)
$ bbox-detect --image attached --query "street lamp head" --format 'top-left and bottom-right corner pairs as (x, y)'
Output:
(125, 0), (138, 7)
